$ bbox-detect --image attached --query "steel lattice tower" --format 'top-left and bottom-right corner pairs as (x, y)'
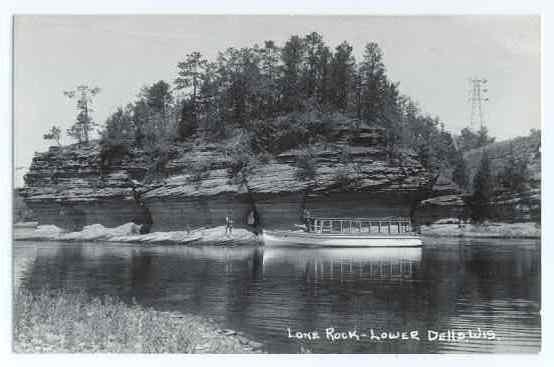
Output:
(468, 78), (489, 129)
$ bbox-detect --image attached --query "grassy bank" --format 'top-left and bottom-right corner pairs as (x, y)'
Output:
(14, 289), (262, 353)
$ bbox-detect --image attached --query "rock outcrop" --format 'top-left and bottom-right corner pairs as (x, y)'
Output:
(414, 133), (541, 225)
(20, 128), (434, 233)
(141, 144), (254, 232)
(250, 144), (431, 229)
(19, 145), (148, 231)
(463, 133), (541, 185)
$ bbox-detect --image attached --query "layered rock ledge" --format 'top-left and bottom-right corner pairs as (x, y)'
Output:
(19, 134), (434, 234)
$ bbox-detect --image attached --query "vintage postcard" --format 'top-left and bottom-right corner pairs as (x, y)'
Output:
(12, 15), (541, 354)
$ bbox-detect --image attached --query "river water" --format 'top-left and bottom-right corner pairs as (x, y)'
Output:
(13, 238), (540, 353)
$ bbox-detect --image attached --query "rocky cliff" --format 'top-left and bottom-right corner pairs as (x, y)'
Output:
(250, 144), (431, 229)
(20, 132), (434, 232)
(414, 133), (541, 225)
(463, 133), (541, 185)
(20, 144), (148, 230)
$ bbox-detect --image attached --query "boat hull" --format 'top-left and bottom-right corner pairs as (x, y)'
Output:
(262, 230), (423, 247)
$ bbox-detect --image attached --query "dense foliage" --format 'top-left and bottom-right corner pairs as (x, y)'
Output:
(40, 34), (541, 224)
(457, 126), (495, 152)
(94, 33), (466, 180)
(469, 151), (494, 221)
(467, 130), (537, 222)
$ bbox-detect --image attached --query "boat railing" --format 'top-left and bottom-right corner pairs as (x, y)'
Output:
(306, 216), (414, 235)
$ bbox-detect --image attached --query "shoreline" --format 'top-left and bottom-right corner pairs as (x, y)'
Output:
(14, 221), (541, 244)
(14, 288), (263, 353)
(14, 223), (261, 246)
(419, 222), (540, 239)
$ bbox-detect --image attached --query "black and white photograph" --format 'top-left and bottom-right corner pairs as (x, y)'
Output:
(10, 14), (541, 354)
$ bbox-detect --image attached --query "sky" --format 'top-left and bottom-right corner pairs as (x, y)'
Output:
(13, 15), (541, 187)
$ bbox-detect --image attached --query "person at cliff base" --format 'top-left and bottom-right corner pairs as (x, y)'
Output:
(225, 212), (233, 235)
(247, 209), (261, 234)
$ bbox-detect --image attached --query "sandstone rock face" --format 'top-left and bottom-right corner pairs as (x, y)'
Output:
(414, 194), (468, 225)
(463, 135), (541, 224)
(141, 144), (255, 232)
(248, 144), (432, 229)
(415, 188), (541, 225)
(19, 144), (147, 231)
(20, 138), (434, 233)
(487, 189), (541, 223)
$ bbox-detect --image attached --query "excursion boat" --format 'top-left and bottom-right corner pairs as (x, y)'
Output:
(262, 216), (422, 247)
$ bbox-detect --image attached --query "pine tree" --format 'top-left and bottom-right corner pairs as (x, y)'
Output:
(175, 52), (207, 137)
(471, 151), (494, 221)
(359, 42), (386, 124)
(331, 41), (354, 111)
(452, 152), (468, 190)
(176, 99), (196, 141)
(259, 41), (281, 118)
(303, 32), (325, 99)
(102, 106), (135, 145)
(64, 85), (101, 145)
(497, 142), (528, 193)
(477, 125), (495, 147)
(142, 80), (173, 130)
(280, 35), (306, 112)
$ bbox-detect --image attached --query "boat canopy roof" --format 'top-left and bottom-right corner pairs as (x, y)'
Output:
(308, 216), (411, 222)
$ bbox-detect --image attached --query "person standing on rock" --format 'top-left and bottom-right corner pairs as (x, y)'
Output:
(137, 202), (153, 234)
(225, 211), (233, 235)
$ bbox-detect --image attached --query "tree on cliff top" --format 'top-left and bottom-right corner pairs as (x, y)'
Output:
(64, 85), (101, 145)
(175, 52), (208, 140)
(43, 125), (62, 146)
(93, 33), (465, 179)
(143, 80), (174, 129)
(470, 150), (494, 222)
(496, 142), (529, 194)
(359, 42), (387, 125)
(452, 151), (469, 191)
(457, 126), (495, 152)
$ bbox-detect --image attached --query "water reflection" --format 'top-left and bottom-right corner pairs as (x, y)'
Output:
(262, 247), (421, 281)
(14, 239), (540, 353)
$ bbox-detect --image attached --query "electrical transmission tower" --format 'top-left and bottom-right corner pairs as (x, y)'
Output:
(468, 78), (489, 129)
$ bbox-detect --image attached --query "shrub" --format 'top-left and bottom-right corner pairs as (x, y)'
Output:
(333, 166), (356, 189)
(295, 148), (317, 181)
(98, 143), (130, 174)
(248, 110), (335, 155)
(188, 161), (211, 186)
(143, 146), (174, 183)
(469, 151), (493, 222)
(222, 129), (257, 180)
